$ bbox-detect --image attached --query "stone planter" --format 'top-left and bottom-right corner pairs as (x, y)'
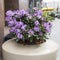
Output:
(2, 39), (58, 60)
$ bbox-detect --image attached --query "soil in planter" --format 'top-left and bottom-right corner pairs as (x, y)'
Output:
(17, 39), (46, 45)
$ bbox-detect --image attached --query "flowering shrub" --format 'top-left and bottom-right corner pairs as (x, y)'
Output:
(5, 9), (52, 45)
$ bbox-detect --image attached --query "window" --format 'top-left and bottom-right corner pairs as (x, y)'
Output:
(29, 0), (42, 9)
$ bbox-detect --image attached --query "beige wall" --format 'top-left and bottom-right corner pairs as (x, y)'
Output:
(0, 0), (4, 57)
(19, 0), (29, 10)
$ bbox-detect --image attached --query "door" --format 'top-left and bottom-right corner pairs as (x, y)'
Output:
(4, 0), (19, 12)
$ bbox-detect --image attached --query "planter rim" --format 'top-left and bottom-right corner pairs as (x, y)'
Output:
(2, 39), (58, 56)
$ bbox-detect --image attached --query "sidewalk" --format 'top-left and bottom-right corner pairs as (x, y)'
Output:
(49, 18), (60, 60)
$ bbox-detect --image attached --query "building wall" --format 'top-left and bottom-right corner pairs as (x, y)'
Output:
(4, 0), (29, 11)
(42, 2), (60, 12)
(0, 0), (4, 57)
(19, 0), (29, 10)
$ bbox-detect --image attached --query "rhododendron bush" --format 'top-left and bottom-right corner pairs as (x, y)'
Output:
(5, 9), (53, 45)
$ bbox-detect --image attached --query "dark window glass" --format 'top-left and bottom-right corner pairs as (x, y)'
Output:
(29, 0), (42, 9)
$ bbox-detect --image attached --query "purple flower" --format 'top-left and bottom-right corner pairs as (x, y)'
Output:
(21, 24), (27, 31)
(48, 22), (52, 28)
(33, 10), (42, 17)
(17, 33), (23, 39)
(13, 10), (19, 14)
(46, 26), (51, 33)
(34, 21), (40, 26)
(19, 9), (28, 16)
(19, 21), (24, 26)
(28, 15), (32, 19)
(37, 10), (42, 16)
(15, 21), (24, 28)
(33, 13), (37, 16)
(5, 16), (12, 22)
(39, 32), (43, 36)
(13, 10), (21, 18)
(41, 18), (44, 21)
(6, 10), (14, 16)
(9, 27), (16, 33)
(37, 15), (42, 19)
(8, 20), (15, 27)
(13, 18), (17, 24)
(15, 29), (22, 34)
(43, 22), (52, 28)
(43, 22), (52, 33)
(28, 29), (34, 35)
(43, 23), (48, 27)
(33, 26), (40, 32)
(15, 14), (20, 18)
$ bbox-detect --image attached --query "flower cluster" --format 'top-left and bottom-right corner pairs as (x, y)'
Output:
(5, 9), (52, 45)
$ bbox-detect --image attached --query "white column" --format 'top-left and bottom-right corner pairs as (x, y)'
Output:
(19, 0), (29, 10)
